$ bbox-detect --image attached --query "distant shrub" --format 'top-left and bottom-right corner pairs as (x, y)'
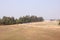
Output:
(0, 19), (3, 25)
(50, 19), (55, 21)
(0, 15), (44, 25)
(19, 15), (44, 23)
(1, 16), (16, 25)
(58, 21), (60, 25)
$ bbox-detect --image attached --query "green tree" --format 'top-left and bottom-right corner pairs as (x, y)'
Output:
(30, 16), (37, 22)
(15, 19), (20, 24)
(0, 18), (2, 25)
(0, 15), (44, 25)
(2, 16), (16, 25)
(19, 15), (31, 23)
(37, 17), (44, 22)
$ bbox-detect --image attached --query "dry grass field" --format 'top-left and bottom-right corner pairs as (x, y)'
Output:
(0, 21), (60, 40)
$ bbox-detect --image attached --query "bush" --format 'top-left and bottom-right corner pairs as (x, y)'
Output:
(2, 16), (16, 25)
(0, 19), (3, 25)
(19, 15), (31, 23)
(0, 15), (44, 25)
(58, 21), (60, 25)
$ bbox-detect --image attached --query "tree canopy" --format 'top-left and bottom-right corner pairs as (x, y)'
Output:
(0, 15), (44, 25)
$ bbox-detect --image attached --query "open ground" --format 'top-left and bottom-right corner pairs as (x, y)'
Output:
(0, 21), (60, 40)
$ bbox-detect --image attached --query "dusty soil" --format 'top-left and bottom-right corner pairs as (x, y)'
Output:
(0, 21), (60, 40)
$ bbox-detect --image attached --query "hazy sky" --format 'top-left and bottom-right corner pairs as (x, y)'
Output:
(0, 0), (60, 19)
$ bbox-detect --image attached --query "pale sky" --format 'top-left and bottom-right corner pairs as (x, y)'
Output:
(0, 0), (60, 19)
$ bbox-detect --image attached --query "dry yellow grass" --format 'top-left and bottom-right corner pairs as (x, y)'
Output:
(0, 21), (60, 40)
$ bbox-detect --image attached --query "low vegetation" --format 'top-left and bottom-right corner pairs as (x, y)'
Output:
(58, 21), (60, 25)
(0, 15), (44, 25)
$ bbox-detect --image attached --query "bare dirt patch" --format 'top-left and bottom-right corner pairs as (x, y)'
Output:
(0, 21), (60, 40)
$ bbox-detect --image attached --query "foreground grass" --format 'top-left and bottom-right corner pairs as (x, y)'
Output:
(0, 21), (60, 40)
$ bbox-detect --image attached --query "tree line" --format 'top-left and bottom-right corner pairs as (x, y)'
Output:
(0, 15), (44, 25)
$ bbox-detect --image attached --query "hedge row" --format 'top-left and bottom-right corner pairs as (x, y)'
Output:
(0, 15), (44, 25)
